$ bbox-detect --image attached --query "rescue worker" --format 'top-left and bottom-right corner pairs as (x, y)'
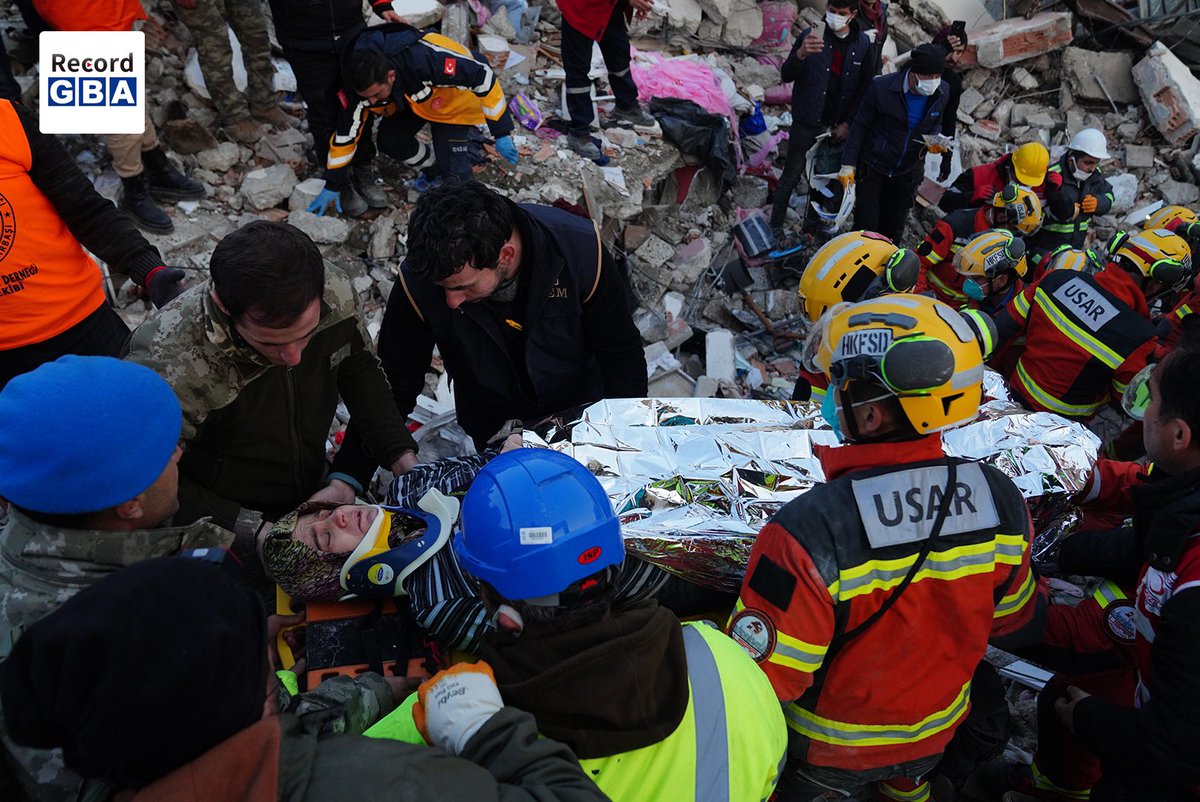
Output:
(557, 0), (657, 160)
(731, 294), (1044, 799)
(1031, 128), (1115, 256)
(336, 180), (647, 460)
(0, 356), (231, 800)
(1144, 205), (1200, 252)
(0, 100), (186, 389)
(916, 183), (1043, 305)
(366, 448), (789, 801)
(125, 221), (420, 557)
(0, 557), (611, 802)
(308, 24), (517, 217)
(953, 228), (1030, 314)
(840, 43), (951, 241)
(770, 0), (876, 238)
(940, 142), (1054, 212)
(1030, 244), (1105, 282)
(790, 230), (921, 402)
(994, 227), (1192, 421)
(1052, 345), (1200, 800)
(1140, 207), (1200, 350)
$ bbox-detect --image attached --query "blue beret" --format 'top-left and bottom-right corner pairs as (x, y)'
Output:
(0, 356), (182, 514)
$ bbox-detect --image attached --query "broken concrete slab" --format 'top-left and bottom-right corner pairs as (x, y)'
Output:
(671, 237), (713, 286)
(732, 175), (769, 209)
(241, 164), (297, 210)
(1011, 67), (1038, 91)
(286, 209), (351, 244)
(697, 0), (733, 23)
(1134, 42), (1200, 146)
(971, 12), (1073, 69)
(368, 214), (398, 260)
(970, 119), (1001, 140)
(693, 375), (719, 398)
(721, 5), (764, 48)
(288, 177), (325, 212)
(1061, 47), (1138, 105)
(636, 234), (675, 269)
(1159, 178), (1200, 207)
(958, 86), (986, 116)
(1124, 144), (1155, 169)
(390, 0), (443, 28)
(1107, 172), (1139, 213)
(195, 142), (240, 173)
(667, 0), (703, 35)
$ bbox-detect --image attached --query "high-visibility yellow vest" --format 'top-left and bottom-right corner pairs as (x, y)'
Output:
(366, 622), (787, 802)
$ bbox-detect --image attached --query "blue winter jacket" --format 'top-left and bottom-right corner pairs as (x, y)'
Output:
(841, 70), (949, 177)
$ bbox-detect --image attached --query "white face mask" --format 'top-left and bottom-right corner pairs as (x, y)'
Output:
(825, 11), (851, 31)
(1071, 159), (1094, 182)
(914, 77), (941, 96)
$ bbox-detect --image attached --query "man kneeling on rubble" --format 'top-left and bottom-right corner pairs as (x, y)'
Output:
(0, 556), (609, 802)
(0, 356), (231, 800)
(258, 439), (668, 655)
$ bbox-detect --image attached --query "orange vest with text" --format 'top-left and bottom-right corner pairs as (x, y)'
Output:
(0, 102), (108, 349)
(33, 0), (146, 32)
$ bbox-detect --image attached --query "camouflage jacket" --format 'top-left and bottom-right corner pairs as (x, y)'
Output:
(0, 509), (231, 802)
(125, 264), (417, 534)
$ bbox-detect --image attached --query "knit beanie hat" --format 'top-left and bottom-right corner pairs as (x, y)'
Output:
(909, 43), (947, 75)
(0, 557), (268, 789)
(0, 356), (182, 514)
(262, 502), (431, 602)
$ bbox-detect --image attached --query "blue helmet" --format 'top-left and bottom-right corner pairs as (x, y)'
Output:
(455, 449), (624, 601)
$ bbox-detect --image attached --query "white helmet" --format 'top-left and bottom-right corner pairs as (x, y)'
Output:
(1067, 128), (1110, 160)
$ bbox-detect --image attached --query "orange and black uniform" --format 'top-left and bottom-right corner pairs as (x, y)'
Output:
(731, 435), (1042, 792)
(325, 24), (512, 190)
(915, 206), (990, 305)
(994, 264), (1158, 421)
(0, 100), (163, 388)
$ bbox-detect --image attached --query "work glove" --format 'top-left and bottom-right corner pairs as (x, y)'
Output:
(144, 266), (186, 309)
(937, 151), (953, 182)
(1081, 194), (1099, 214)
(927, 143), (950, 155)
(307, 188), (342, 216)
(413, 662), (504, 755)
(838, 165), (855, 190)
(495, 135), (519, 165)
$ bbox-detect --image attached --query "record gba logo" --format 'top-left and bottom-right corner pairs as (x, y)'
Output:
(39, 31), (145, 134)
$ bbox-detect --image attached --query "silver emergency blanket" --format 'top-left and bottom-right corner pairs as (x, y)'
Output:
(527, 373), (1100, 592)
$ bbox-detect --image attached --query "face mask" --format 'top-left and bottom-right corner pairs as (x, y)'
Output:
(820, 388), (844, 442)
(963, 278), (986, 303)
(825, 11), (851, 30)
(914, 77), (941, 96)
(1071, 158), (1093, 182)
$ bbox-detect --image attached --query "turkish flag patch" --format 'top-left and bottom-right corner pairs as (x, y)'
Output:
(337, 89), (349, 109)
(444, 57), (456, 76)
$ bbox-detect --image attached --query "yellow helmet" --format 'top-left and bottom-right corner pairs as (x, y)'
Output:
(813, 295), (988, 435)
(1107, 228), (1194, 289)
(1143, 205), (1197, 231)
(954, 229), (1030, 280)
(1011, 142), (1050, 187)
(1044, 245), (1103, 274)
(797, 231), (920, 322)
(991, 183), (1043, 236)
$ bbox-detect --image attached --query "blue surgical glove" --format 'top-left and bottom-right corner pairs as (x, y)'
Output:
(308, 187), (342, 216)
(495, 136), (519, 165)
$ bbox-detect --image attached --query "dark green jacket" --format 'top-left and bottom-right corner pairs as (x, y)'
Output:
(125, 264), (417, 536)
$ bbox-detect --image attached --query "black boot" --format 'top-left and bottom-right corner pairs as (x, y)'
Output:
(120, 172), (173, 233)
(142, 146), (205, 202)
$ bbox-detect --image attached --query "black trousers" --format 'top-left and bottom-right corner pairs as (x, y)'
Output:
(0, 36), (21, 101)
(770, 121), (823, 229)
(376, 108), (472, 181)
(561, 5), (639, 135)
(282, 41), (374, 169)
(0, 302), (130, 390)
(854, 162), (920, 242)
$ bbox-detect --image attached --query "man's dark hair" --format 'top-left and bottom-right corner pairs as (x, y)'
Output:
(347, 49), (391, 93)
(406, 179), (515, 282)
(827, 0), (856, 12)
(209, 221), (324, 327)
(1157, 346), (1200, 443)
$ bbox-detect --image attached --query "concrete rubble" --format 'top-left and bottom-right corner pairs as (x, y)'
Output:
(2, 0), (1193, 407)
